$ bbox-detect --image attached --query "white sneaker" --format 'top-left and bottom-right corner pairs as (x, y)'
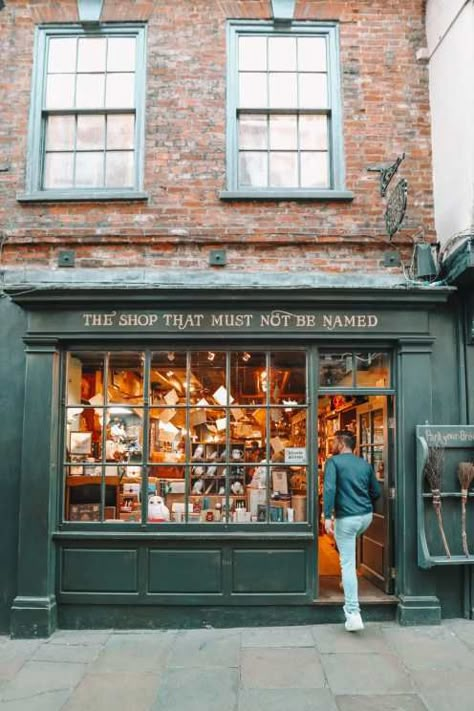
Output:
(344, 612), (364, 632)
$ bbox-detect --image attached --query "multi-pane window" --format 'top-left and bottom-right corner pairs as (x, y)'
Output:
(24, 26), (146, 198)
(224, 22), (349, 198)
(63, 350), (309, 526)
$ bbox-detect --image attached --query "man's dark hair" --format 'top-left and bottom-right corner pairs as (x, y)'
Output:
(335, 429), (356, 451)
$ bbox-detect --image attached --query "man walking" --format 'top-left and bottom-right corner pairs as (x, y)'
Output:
(323, 429), (381, 632)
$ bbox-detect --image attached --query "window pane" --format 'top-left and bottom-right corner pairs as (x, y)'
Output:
(270, 408), (307, 464)
(299, 115), (328, 150)
(239, 152), (267, 187)
(269, 152), (298, 187)
(106, 408), (143, 464)
(239, 72), (267, 108)
(77, 115), (106, 150)
(105, 151), (134, 187)
(269, 73), (297, 108)
(319, 353), (354, 387)
(107, 114), (135, 150)
(149, 409), (186, 464)
(269, 115), (297, 150)
(107, 37), (136, 72)
(75, 152), (104, 188)
(298, 73), (327, 108)
(45, 74), (75, 109)
(46, 116), (75, 151)
(300, 152), (329, 188)
(355, 352), (390, 388)
(230, 352), (267, 406)
(48, 37), (77, 73)
(43, 153), (74, 188)
(105, 73), (135, 108)
(149, 468), (185, 523)
(77, 37), (106, 72)
(239, 115), (267, 150)
(239, 36), (267, 71)
(190, 409), (227, 462)
(150, 351), (187, 405)
(268, 37), (297, 71)
(298, 37), (327, 71)
(66, 351), (105, 406)
(108, 352), (144, 404)
(270, 351), (306, 404)
(230, 408), (267, 455)
(76, 74), (105, 108)
(190, 352), (227, 405)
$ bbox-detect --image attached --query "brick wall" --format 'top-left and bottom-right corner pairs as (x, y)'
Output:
(0, 0), (432, 275)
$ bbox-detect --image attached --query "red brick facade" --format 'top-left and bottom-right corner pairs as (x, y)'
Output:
(0, 0), (433, 275)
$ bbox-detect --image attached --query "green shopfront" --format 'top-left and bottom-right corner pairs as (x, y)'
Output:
(3, 282), (474, 637)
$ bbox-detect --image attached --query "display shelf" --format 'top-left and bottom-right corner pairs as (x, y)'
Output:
(417, 425), (474, 568)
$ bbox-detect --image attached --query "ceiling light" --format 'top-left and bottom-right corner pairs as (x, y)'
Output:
(167, 352), (175, 362)
(242, 352), (251, 362)
(207, 351), (216, 362)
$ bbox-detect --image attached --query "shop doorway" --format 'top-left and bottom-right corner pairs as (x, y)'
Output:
(317, 393), (395, 600)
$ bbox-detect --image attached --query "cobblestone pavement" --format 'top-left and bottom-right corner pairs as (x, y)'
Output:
(1, 620), (474, 710)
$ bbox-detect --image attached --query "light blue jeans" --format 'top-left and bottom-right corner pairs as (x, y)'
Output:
(334, 513), (373, 615)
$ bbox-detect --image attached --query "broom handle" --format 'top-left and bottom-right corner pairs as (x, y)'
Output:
(433, 500), (451, 558)
(461, 491), (470, 557)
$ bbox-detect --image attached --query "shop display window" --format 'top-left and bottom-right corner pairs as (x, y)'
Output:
(320, 351), (391, 389)
(63, 349), (308, 525)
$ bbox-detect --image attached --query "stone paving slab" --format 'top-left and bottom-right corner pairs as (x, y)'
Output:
(167, 629), (240, 668)
(151, 667), (238, 711)
(335, 694), (428, 711)
(0, 661), (86, 703)
(0, 640), (41, 681)
(382, 625), (474, 671)
(31, 643), (103, 664)
(237, 688), (338, 711)
(61, 672), (162, 711)
(312, 623), (392, 654)
(241, 647), (326, 689)
(444, 619), (474, 649)
(322, 652), (414, 695)
(91, 632), (176, 674)
(241, 625), (315, 648)
(0, 689), (72, 711)
(420, 689), (474, 711)
(46, 630), (112, 646)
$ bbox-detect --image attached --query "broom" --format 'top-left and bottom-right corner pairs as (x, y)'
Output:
(457, 462), (474, 557)
(424, 446), (451, 557)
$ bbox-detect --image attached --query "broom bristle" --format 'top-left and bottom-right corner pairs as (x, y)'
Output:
(424, 446), (444, 490)
(458, 462), (474, 491)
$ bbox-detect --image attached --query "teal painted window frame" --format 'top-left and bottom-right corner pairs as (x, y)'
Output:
(220, 20), (353, 202)
(19, 23), (148, 203)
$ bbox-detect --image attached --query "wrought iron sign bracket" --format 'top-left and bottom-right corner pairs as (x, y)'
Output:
(367, 153), (405, 197)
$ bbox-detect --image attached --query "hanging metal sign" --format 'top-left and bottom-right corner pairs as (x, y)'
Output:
(385, 178), (408, 240)
(367, 153), (405, 197)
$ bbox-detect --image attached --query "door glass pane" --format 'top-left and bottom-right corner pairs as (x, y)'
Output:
(48, 37), (77, 73)
(239, 115), (267, 150)
(355, 352), (390, 388)
(190, 352), (227, 405)
(45, 74), (75, 109)
(239, 36), (267, 71)
(107, 114), (135, 150)
(76, 74), (105, 108)
(105, 151), (134, 187)
(268, 37), (297, 71)
(270, 351), (306, 404)
(107, 37), (136, 72)
(77, 115), (106, 150)
(77, 38), (106, 72)
(269, 152), (298, 187)
(373, 410), (384, 444)
(230, 352), (267, 406)
(319, 353), (354, 387)
(269, 73), (297, 108)
(105, 73), (135, 108)
(269, 115), (297, 150)
(298, 73), (327, 108)
(239, 152), (267, 187)
(75, 152), (104, 188)
(108, 352), (144, 404)
(298, 37), (327, 71)
(299, 115), (328, 150)
(239, 72), (267, 108)
(46, 116), (75, 151)
(43, 153), (74, 188)
(150, 351), (187, 405)
(300, 152), (329, 188)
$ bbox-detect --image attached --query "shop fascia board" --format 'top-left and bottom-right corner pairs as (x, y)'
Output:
(3, 269), (455, 308)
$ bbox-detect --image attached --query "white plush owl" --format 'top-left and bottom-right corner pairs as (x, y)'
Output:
(148, 495), (170, 522)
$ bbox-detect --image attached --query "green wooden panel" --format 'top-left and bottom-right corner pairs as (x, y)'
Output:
(61, 549), (138, 593)
(232, 549), (306, 593)
(148, 549), (222, 593)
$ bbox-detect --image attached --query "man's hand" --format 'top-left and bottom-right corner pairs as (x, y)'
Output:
(324, 518), (334, 536)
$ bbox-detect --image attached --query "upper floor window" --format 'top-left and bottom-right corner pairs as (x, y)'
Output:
(21, 25), (147, 201)
(221, 21), (352, 201)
